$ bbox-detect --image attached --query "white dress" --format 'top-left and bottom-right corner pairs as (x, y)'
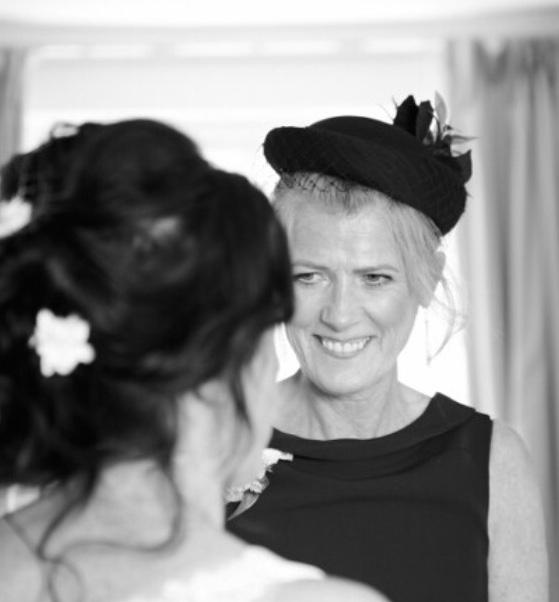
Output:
(124, 545), (324, 602)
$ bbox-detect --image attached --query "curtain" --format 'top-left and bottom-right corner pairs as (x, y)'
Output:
(0, 47), (27, 516)
(0, 47), (26, 169)
(448, 38), (559, 600)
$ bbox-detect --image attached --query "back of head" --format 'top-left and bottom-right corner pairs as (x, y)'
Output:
(0, 119), (293, 489)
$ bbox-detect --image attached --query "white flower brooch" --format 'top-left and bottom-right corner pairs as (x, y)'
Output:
(225, 448), (293, 518)
(28, 308), (96, 377)
(0, 196), (32, 239)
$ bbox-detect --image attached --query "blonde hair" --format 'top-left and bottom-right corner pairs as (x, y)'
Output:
(272, 172), (458, 356)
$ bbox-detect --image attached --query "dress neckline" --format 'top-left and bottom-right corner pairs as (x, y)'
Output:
(270, 393), (474, 461)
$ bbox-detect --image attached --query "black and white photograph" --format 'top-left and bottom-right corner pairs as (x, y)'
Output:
(0, 1), (557, 601)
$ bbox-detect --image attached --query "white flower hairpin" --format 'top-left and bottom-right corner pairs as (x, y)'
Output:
(29, 309), (96, 377)
(0, 196), (32, 239)
(225, 447), (293, 519)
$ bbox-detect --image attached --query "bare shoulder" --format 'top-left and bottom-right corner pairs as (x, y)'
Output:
(268, 576), (389, 602)
(0, 518), (43, 602)
(490, 419), (534, 477)
(489, 420), (544, 525)
(488, 420), (549, 602)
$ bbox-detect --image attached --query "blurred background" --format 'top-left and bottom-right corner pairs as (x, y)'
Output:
(0, 0), (558, 597)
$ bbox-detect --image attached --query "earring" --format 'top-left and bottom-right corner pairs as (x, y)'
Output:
(423, 308), (433, 366)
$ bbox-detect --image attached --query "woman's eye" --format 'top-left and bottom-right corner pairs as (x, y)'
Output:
(364, 273), (391, 287)
(293, 272), (320, 285)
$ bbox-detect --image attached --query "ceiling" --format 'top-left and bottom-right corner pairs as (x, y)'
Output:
(1, 0), (558, 27)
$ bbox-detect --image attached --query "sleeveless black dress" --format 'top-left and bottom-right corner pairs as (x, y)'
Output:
(227, 393), (492, 602)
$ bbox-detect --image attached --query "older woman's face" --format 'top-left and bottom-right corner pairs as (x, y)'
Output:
(282, 191), (419, 398)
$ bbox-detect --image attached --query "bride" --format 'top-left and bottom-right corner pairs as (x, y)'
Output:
(0, 119), (385, 602)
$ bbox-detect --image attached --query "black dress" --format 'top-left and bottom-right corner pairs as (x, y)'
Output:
(227, 393), (492, 602)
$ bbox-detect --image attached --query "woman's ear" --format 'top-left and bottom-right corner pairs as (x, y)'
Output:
(420, 250), (446, 308)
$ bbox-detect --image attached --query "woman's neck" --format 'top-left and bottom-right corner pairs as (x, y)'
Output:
(90, 459), (225, 540)
(5, 456), (247, 602)
(15, 458), (226, 555)
(275, 372), (429, 440)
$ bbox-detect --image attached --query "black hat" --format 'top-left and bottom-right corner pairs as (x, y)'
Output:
(263, 95), (472, 235)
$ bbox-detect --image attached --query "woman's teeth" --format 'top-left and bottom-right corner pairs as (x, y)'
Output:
(319, 336), (370, 355)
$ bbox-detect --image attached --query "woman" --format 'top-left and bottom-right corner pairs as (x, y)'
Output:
(0, 120), (385, 602)
(228, 96), (548, 602)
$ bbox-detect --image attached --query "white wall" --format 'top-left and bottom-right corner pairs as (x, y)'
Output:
(23, 40), (447, 180)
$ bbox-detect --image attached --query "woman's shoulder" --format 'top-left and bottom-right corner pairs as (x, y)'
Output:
(0, 516), (389, 602)
(235, 546), (388, 602)
(489, 419), (539, 494)
(488, 420), (548, 600)
(118, 544), (386, 602)
(0, 516), (42, 602)
(488, 419), (544, 517)
(229, 544), (324, 582)
(268, 575), (389, 602)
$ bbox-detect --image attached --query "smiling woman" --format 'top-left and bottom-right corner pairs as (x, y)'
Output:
(227, 95), (548, 602)
(278, 184), (425, 415)
(274, 170), (456, 397)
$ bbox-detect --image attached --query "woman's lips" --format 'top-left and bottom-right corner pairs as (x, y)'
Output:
(315, 335), (373, 358)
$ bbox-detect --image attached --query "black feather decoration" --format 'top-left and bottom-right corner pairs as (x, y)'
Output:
(393, 93), (473, 183)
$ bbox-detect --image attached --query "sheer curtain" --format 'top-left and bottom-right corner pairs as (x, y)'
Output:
(448, 38), (559, 600)
(0, 48), (26, 168)
(0, 46), (27, 515)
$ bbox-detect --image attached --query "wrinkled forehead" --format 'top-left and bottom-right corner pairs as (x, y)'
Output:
(277, 188), (403, 267)
(275, 185), (393, 239)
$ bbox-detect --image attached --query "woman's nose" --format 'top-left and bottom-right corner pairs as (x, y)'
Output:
(319, 282), (360, 330)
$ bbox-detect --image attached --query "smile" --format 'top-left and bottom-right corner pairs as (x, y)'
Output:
(316, 336), (372, 357)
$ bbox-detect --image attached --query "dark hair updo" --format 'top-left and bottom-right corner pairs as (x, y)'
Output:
(0, 119), (293, 493)
(1, 122), (103, 215)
